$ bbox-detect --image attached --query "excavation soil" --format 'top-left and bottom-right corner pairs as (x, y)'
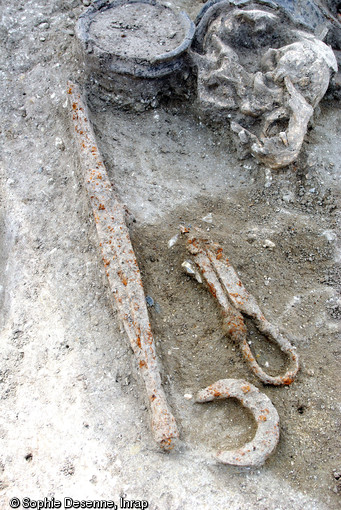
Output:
(0, 1), (340, 509)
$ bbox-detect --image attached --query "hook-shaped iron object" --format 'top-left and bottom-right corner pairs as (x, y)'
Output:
(196, 378), (280, 467)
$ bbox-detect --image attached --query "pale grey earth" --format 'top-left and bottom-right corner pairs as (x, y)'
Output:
(0, 1), (340, 509)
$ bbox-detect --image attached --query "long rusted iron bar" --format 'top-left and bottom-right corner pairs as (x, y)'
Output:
(182, 227), (299, 385)
(68, 82), (178, 450)
(196, 379), (280, 467)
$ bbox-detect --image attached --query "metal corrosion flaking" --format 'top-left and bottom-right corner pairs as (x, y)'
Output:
(68, 81), (178, 450)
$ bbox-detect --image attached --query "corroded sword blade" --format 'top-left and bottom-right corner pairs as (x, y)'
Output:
(68, 82), (178, 450)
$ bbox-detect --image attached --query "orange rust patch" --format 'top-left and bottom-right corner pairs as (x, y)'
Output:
(243, 349), (255, 362)
(216, 247), (223, 260)
(98, 204), (105, 210)
(160, 437), (174, 450)
(136, 337), (141, 349)
(225, 317), (247, 336)
(230, 292), (240, 299)
(102, 258), (110, 268)
(207, 282), (217, 298)
(117, 270), (127, 286)
(139, 360), (146, 368)
(241, 384), (251, 393)
(282, 375), (294, 385)
(258, 415), (267, 422)
(146, 331), (154, 345)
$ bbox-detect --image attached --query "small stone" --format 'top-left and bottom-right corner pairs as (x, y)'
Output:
(182, 260), (202, 284)
(264, 168), (272, 188)
(39, 22), (50, 30)
(247, 233), (257, 244)
(263, 239), (275, 250)
(182, 260), (196, 276)
(55, 137), (65, 151)
(184, 394), (193, 400)
(168, 233), (179, 248)
(202, 213), (213, 224)
(323, 230), (336, 242)
(282, 193), (293, 203)
(238, 129), (249, 144)
(146, 296), (154, 307)
(82, 0), (91, 6)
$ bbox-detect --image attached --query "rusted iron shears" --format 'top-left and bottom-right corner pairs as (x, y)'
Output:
(181, 226), (299, 386)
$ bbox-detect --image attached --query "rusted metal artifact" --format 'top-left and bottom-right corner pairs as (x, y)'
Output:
(196, 379), (280, 467)
(181, 227), (299, 385)
(68, 82), (179, 450)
